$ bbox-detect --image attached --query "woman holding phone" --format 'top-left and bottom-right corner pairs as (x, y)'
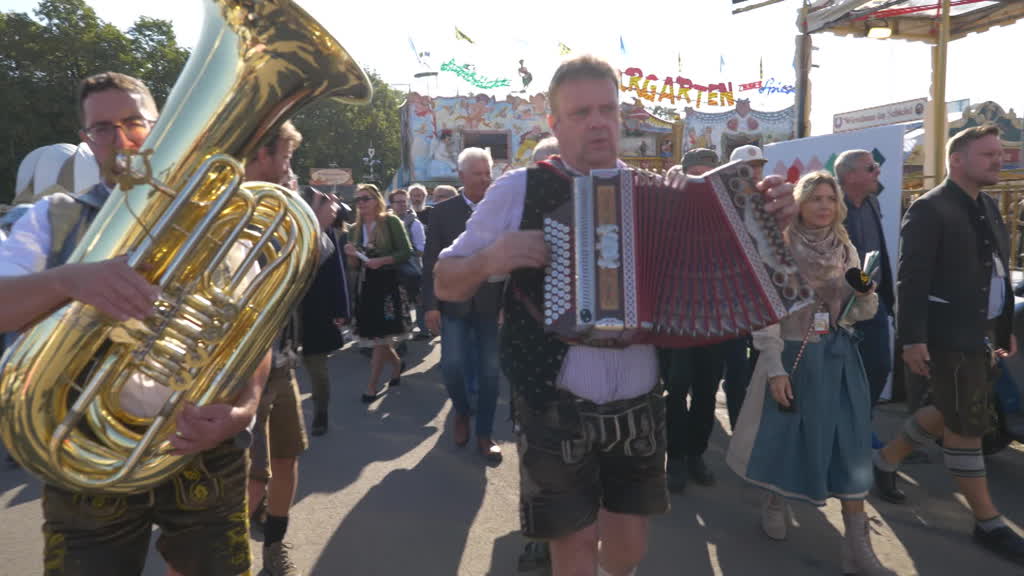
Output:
(727, 171), (893, 575)
(344, 183), (413, 402)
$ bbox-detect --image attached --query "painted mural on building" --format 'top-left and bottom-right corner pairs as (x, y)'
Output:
(682, 100), (796, 161)
(399, 92), (685, 184)
(402, 92), (551, 183)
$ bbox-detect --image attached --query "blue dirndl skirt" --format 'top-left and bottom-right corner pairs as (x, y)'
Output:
(727, 329), (873, 505)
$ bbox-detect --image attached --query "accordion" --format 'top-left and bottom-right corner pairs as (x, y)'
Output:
(542, 160), (814, 348)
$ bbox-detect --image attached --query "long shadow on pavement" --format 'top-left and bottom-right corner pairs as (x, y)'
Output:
(292, 340), (449, 505)
(311, 439), (488, 574)
(869, 438), (1024, 575)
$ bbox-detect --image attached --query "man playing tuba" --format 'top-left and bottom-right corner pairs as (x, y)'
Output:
(0, 72), (270, 576)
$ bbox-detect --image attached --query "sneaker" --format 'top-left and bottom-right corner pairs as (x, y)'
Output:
(974, 525), (1024, 567)
(263, 541), (302, 576)
(761, 491), (787, 541)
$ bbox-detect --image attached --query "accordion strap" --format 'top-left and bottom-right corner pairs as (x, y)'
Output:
(789, 300), (825, 375)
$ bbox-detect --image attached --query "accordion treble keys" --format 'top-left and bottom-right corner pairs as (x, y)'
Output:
(542, 161), (814, 348)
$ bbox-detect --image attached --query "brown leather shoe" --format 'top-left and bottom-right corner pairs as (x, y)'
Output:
(454, 412), (470, 447)
(477, 437), (503, 464)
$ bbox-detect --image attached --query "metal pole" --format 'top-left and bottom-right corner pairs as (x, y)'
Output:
(794, 3), (813, 138)
(931, 0), (951, 183)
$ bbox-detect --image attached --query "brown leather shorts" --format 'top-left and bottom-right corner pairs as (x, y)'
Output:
(927, 349), (998, 437)
(251, 365), (309, 482)
(516, 388), (669, 540)
(42, 443), (250, 576)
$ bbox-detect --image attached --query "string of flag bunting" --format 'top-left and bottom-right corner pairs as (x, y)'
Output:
(413, 27), (795, 104)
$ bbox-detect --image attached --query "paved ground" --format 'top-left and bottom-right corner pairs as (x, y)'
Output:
(3, 336), (1024, 575)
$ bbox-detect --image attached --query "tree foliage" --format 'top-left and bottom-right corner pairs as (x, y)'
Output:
(0, 0), (403, 204)
(0, 0), (188, 203)
(290, 69), (404, 190)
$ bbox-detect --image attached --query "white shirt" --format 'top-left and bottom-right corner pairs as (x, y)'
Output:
(439, 162), (657, 404)
(0, 195), (258, 418)
(408, 218), (425, 253)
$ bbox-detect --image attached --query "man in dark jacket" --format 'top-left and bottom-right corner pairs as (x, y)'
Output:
(300, 190), (351, 436)
(838, 149), (894, 408)
(874, 125), (1024, 566)
(421, 147), (504, 462)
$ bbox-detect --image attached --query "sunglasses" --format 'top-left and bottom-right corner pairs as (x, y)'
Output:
(354, 196), (373, 203)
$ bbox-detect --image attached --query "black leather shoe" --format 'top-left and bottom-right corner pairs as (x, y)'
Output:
(873, 464), (906, 504)
(667, 458), (687, 494)
(388, 361), (406, 387)
(688, 455), (716, 486)
(311, 412), (327, 436)
(974, 525), (1024, 566)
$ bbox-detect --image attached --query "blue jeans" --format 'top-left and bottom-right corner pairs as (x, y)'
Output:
(441, 312), (500, 437)
(855, 302), (892, 406)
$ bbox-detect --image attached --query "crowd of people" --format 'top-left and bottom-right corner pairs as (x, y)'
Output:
(0, 52), (1022, 576)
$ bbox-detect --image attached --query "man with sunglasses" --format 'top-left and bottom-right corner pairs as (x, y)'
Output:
(836, 150), (897, 457)
(0, 72), (270, 576)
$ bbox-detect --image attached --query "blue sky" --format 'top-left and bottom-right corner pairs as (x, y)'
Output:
(3, 0), (1021, 135)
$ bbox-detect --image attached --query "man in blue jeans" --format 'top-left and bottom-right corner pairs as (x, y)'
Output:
(421, 147), (504, 462)
(837, 149), (895, 452)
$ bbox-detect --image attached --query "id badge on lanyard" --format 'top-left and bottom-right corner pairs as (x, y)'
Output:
(813, 311), (831, 335)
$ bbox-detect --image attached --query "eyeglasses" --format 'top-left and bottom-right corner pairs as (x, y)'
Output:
(84, 118), (154, 145)
(354, 196), (373, 203)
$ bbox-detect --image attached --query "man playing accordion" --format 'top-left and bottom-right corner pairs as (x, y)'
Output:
(435, 54), (798, 576)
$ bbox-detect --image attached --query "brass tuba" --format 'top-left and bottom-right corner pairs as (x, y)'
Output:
(0, 0), (372, 493)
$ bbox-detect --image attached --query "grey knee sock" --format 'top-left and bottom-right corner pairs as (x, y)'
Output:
(943, 446), (986, 479)
(903, 416), (937, 448)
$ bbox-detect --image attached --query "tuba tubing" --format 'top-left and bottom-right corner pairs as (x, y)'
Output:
(0, 0), (372, 493)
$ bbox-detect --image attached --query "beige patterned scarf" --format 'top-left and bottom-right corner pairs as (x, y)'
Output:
(786, 221), (853, 323)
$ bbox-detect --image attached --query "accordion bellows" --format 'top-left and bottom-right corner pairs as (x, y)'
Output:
(542, 161), (815, 348)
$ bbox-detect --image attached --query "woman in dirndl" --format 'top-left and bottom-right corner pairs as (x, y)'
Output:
(726, 171), (896, 576)
(344, 183), (412, 403)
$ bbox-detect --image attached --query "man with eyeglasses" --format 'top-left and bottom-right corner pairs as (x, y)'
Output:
(836, 150), (896, 459)
(0, 72), (270, 576)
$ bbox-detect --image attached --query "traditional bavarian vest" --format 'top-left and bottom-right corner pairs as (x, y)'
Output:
(46, 183), (109, 268)
(500, 164), (572, 411)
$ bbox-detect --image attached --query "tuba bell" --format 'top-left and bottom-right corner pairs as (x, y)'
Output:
(0, 0), (372, 493)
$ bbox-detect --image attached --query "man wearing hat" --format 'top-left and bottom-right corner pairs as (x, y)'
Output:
(712, 144), (771, 430)
(730, 144), (768, 181)
(680, 147), (719, 176)
(661, 147), (726, 492)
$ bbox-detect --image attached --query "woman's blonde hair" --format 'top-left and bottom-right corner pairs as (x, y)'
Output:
(354, 183), (389, 246)
(792, 170), (850, 244)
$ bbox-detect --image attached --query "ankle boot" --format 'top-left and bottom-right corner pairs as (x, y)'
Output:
(841, 512), (896, 575)
(761, 491), (787, 541)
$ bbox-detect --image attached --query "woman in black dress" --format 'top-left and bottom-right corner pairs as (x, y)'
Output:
(344, 184), (413, 402)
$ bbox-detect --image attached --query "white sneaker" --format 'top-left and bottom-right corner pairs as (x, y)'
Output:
(761, 491), (787, 541)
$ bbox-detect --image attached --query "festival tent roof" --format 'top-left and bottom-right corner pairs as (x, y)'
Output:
(803, 0), (1024, 42)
